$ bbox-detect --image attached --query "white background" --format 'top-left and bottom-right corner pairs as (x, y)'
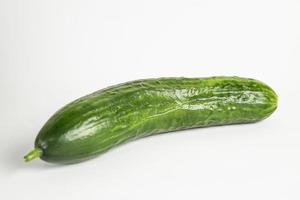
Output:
(1, 0), (300, 199)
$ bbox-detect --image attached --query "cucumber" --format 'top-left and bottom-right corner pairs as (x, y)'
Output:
(24, 76), (278, 164)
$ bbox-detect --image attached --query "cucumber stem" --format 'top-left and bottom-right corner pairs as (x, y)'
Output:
(24, 148), (42, 162)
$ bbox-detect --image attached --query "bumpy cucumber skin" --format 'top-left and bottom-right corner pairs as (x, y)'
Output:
(35, 77), (277, 164)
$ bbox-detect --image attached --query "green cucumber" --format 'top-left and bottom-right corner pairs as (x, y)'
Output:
(24, 76), (278, 164)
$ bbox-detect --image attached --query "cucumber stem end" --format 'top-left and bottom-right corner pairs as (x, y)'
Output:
(24, 148), (42, 162)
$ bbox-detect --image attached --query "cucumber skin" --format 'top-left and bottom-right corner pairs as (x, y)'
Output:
(35, 77), (277, 164)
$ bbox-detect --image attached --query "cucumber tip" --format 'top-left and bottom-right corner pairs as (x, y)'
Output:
(24, 148), (42, 162)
